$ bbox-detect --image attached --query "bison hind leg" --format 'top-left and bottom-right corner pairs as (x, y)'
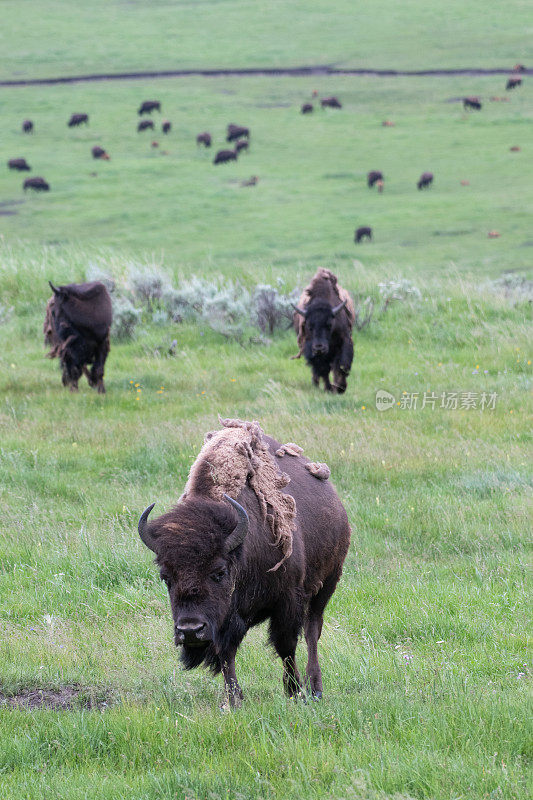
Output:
(304, 569), (343, 699)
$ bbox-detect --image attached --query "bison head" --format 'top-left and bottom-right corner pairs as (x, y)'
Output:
(138, 495), (248, 669)
(293, 299), (346, 357)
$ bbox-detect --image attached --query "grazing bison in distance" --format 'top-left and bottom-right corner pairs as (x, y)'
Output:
(417, 171), (434, 190)
(8, 158), (31, 171)
(197, 132), (212, 147)
(506, 77), (522, 90)
(44, 281), (112, 393)
(162, 120), (172, 134)
(68, 113), (89, 127)
(463, 97), (482, 110)
(227, 124), (249, 142)
(138, 101), (161, 115)
(138, 120), (154, 132)
(214, 149), (237, 165)
(91, 146), (110, 160)
(235, 139), (249, 153)
(24, 176), (49, 191)
(355, 226), (372, 243)
(137, 417), (350, 706)
(22, 119), (33, 133)
(292, 268), (354, 393)
(301, 103), (313, 114)
(367, 170), (383, 188)
(321, 96), (342, 109)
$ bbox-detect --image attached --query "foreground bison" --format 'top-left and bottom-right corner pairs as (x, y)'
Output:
(138, 100), (161, 115)
(417, 171), (434, 190)
(292, 268), (354, 393)
(44, 281), (112, 393)
(68, 113), (89, 127)
(138, 417), (350, 706)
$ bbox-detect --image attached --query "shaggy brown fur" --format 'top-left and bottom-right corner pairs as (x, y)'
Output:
(183, 418), (304, 570)
(293, 268), (355, 356)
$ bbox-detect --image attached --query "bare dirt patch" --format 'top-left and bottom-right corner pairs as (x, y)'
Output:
(0, 684), (114, 711)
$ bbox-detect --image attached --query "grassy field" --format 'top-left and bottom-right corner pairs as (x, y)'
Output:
(1, 4), (532, 800)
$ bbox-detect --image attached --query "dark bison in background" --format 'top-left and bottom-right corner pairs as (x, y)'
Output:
(91, 146), (110, 160)
(214, 149), (237, 165)
(235, 139), (249, 153)
(463, 97), (482, 110)
(367, 170), (383, 188)
(24, 176), (49, 191)
(321, 96), (342, 109)
(355, 226), (372, 243)
(162, 120), (172, 134)
(417, 171), (434, 189)
(68, 113), (89, 127)
(138, 101), (161, 115)
(197, 131), (212, 147)
(292, 268), (355, 393)
(301, 103), (313, 114)
(138, 417), (350, 706)
(8, 158), (31, 171)
(44, 281), (112, 393)
(227, 124), (250, 142)
(22, 119), (33, 133)
(506, 77), (522, 90)
(138, 120), (154, 132)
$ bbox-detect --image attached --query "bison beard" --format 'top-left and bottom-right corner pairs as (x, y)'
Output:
(138, 419), (350, 706)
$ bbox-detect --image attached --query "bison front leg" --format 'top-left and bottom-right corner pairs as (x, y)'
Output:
(220, 650), (244, 709)
(269, 612), (304, 698)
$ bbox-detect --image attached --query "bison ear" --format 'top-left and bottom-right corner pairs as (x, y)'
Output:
(291, 302), (307, 318)
(331, 299), (347, 316)
(223, 494), (249, 553)
(138, 503), (159, 552)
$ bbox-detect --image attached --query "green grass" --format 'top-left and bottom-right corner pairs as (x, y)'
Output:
(0, 4), (532, 798)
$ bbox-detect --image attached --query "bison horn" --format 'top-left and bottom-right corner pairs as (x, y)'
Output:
(48, 281), (61, 295)
(331, 299), (347, 316)
(138, 503), (158, 552)
(223, 494), (249, 553)
(291, 302), (307, 318)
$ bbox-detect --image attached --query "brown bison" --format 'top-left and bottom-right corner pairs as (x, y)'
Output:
(355, 226), (372, 243)
(506, 77), (522, 90)
(367, 170), (383, 188)
(227, 124), (250, 142)
(463, 97), (482, 110)
(91, 146), (110, 160)
(8, 158), (31, 171)
(44, 281), (112, 393)
(162, 120), (172, 134)
(235, 139), (249, 153)
(292, 268), (355, 393)
(214, 149), (237, 165)
(138, 101), (161, 115)
(301, 103), (313, 114)
(138, 120), (154, 132)
(68, 113), (89, 127)
(22, 119), (33, 133)
(417, 171), (434, 190)
(196, 131), (212, 147)
(137, 417), (350, 706)
(24, 176), (49, 191)
(321, 96), (342, 109)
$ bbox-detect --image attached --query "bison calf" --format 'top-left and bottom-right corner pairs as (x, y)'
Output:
(355, 226), (372, 243)
(8, 158), (31, 171)
(24, 176), (49, 191)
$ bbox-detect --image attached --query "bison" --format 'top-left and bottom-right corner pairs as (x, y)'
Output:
(162, 120), (172, 134)
(227, 124), (250, 143)
(8, 158), (31, 171)
(367, 170), (383, 188)
(463, 97), (482, 111)
(292, 268), (354, 393)
(506, 77), (522, 90)
(417, 171), (434, 190)
(214, 149), (237, 165)
(24, 176), (49, 191)
(301, 103), (313, 114)
(196, 131), (212, 147)
(137, 417), (350, 706)
(354, 226), (372, 243)
(138, 120), (154, 132)
(321, 96), (342, 109)
(22, 119), (33, 133)
(91, 146), (110, 160)
(44, 281), (112, 393)
(68, 113), (89, 127)
(138, 101), (161, 115)
(235, 139), (249, 153)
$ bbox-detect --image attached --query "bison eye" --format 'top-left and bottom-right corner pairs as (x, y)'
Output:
(210, 568), (226, 583)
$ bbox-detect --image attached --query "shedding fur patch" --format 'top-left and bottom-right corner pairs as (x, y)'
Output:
(305, 462), (331, 480)
(183, 418), (296, 571)
(275, 443), (304, 458)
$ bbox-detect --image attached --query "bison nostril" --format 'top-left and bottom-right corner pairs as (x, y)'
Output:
(175, 621), (206, 639)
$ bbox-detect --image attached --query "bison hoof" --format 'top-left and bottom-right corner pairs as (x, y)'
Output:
(311, 690), (323, 701)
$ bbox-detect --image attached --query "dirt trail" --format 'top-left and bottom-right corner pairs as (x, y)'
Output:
(0, 65), (530, 87)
